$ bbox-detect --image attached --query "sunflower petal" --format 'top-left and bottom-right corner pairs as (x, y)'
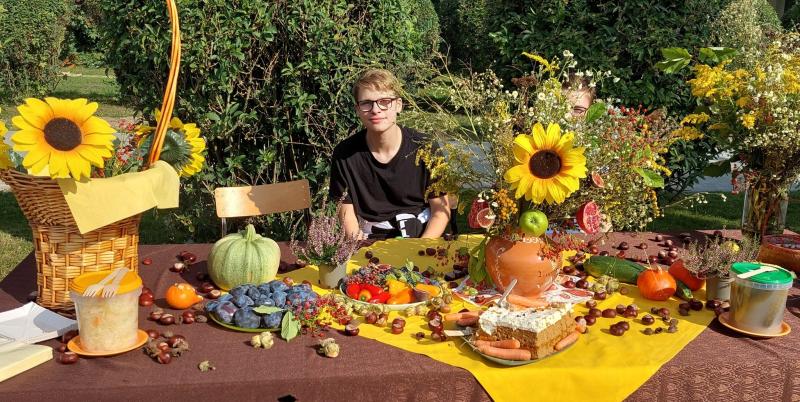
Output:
(75, 145), (105, 167)
(64, 152), (91, 179)
(48, 152), (68, 178)
(82, 133), (116, 147)
(12, 114), (41, 131)
(531, 179), (546, 204)
(554, 132), (575, 153)
(513, 134), (534, 154)
(554, 174), (580, 193)
(10, 129), (43, 145)
(81, 116), (115, 135)
(72, 99), (99, 124)
(504, 164), (527, 183)
(561, 164), (588, 178)
(544, 123), (561, 149)
(18, 98), (53, 126)
(45, 98), (74, 121)
(531, 123), (547, 149)
(515, 174), (533, 200)
(22, 146), (49, 168)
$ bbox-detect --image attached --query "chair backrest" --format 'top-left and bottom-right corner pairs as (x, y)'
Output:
(214, 179), (312, 219)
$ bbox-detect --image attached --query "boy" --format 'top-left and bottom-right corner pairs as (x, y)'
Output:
(329, 69), (450, 239)
(563, 73), (596, 118)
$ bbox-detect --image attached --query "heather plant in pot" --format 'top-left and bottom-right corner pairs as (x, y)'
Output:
(291, 199), (360, 289)
(678, 235), (761, 301)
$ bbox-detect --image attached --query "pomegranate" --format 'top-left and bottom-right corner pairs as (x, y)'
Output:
(576, 201), (601, 235)
(467, 198), (492, 229)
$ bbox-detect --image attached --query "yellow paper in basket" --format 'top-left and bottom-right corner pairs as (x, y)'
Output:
(57, 161), (179, 234)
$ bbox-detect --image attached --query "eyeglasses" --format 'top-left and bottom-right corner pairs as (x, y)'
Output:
(356, 97), (399, 112)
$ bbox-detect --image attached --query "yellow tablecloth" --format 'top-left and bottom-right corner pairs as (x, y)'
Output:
(284, 235), (715, 402)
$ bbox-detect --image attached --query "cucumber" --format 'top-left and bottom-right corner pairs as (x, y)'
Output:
(674, 279), (693, 301)
(584, 256), (646, 284)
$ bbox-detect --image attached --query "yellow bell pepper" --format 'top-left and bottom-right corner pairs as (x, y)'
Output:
(386, 288), (413, 304)
(414, 283), (441, 297)
(387, 279), (409, 296)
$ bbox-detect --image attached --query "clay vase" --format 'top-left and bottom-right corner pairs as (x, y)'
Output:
(484, 235), (561, 297)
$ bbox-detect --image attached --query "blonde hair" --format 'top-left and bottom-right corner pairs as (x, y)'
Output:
(352, 69), (403, 100)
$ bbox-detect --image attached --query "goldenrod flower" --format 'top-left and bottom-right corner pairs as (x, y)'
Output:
(503, 122), (587, 204)
(10, 98), (114, 179)
(740, 113), (756, 129)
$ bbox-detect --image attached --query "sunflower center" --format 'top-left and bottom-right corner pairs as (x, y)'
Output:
(43, 118), (82, 151)
(529, 150), (562, 179)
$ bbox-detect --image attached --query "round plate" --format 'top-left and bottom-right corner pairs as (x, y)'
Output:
(338, 283), (437, 311)
(208, 312), (280, 333)
(718, 312), (791, 338)
(67, 329), (149, 357)
(463, 335), (577, 366)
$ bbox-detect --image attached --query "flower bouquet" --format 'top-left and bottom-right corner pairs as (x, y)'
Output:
(659, 32), (800, 237)
(414, 52), (681, 297)
(0, 0), (203, 310)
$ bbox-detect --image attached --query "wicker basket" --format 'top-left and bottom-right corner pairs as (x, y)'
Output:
(758, 234), (800, 274)
(1, 169), (142, 311)
(1, 0), (182, 311)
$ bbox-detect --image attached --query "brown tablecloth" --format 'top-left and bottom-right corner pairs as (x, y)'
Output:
(0, 231), (798, 402)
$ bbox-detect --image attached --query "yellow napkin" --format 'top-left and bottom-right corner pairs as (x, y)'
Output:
(285, 235), (715, 402)
(57, 161), (179, 234)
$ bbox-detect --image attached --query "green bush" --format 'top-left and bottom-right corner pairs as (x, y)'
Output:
(409, 0), (440, 59)
(97, 0), (432, 241)
(0, 0), (71, 101)
(61, 0), (103, 65)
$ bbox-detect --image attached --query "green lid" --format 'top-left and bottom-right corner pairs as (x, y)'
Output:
(731, 262), (793, 285)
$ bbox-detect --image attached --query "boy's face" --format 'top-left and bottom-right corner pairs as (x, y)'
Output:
(566, 89), (593, 118)
(355, 87), (402, 133)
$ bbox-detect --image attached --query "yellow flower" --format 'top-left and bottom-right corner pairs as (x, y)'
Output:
(136, 109), (205, 177)
(740, 113), (756, 129)
(10, 98), (114, 179)
(503, 122), (587, 204)
(671, 126), (704, 141)
(522, 52), (556, 73)
(680, 113), (710, 126)
(0, 110), (11, 170)
(735, 96), (750, 108)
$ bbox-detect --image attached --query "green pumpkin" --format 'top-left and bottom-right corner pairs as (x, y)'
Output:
(208, 224), (281, 290)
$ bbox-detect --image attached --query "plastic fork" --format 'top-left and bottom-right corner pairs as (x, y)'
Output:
(82, 268), (126, 297)
(101, 268), (130, 298)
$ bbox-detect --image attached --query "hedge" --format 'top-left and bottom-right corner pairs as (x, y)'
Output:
(0, 0), (71, 101)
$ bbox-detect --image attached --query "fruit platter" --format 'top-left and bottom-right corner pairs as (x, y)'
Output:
(205, 280), (318, 333)
(340, 262), (444, 311)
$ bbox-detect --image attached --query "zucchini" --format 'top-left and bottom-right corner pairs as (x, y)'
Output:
(674, 279), (693, 301)
(584, 256), (646, 284)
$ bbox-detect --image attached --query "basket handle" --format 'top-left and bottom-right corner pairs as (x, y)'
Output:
(146, 0), (181, 168)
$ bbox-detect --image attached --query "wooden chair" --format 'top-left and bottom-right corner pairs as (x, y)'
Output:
(213, 179), (312, 235)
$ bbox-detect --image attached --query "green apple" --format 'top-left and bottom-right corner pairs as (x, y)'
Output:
(519, 209), (549, 237)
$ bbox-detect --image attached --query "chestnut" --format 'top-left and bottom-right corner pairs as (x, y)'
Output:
(159, 314), (175, 325)
(414, 332), (425, 340)
(706, 299), (722, 310)
(62, 330), (78, 344)
(157, 351), (172, 364)
(678, 308), (690, 316)
(648, 255), (659, 264)
(562, 265), (576, 275)
(618, 321), (630, 331)
(430, 331), (447, 341)
(182, 311), (195, 320)
(664, 239), (674, 247)
(439, 304), (452, 314)
(615, 251), (626, 258)
(56, 344), (68, 353)
(59, 352), (79, 365)
(392, 317), (406, 328)
(609, 326), (625, 336)
(391, 323), (404, 335)
(183, 253), (197, 264)
(139, 296), (154, 307)
(146, 329), (160, 339)
(149, 310), (164, 321)
(714, 307), (724, 316)
(594, 291), (607, 300)
(199, 282), (215, 293)
(182, 316), (195, 324)
(428, 318), (443, 332)
(365, 311), (378, 324)
(589, 308), (602, 318)
(207, 289), (222, 300)
(655, 234), (664, 242)
(167, 335), (186, 348)
(641, 314), (655, 325)
(344, 323), (360, 336)
(585, 300), (597, 309)
(142, 287), (153, 296)
(663, 257), (676, 266)
(563, 280), (576, 289)
(643, 328), (654, 335)
(426, 309), (442, 321)
(689, 299), (704, 311)
(584, 315), (597, 326)
(619, 287), (630, 295)
(679, 302), (691, 311)
(156, 342), (170, 352)
(615, 304), (627, 314)
(618, 242), (629, 250)
(599, 251), (610, 256)
(658, 307), (670, 318)
(375, 313), (389, 327)
(657, 250), (667, 259)
(589, 246), (600, 254)
(602, 308), (617, 318)
(638, 242), (648, 250)
(576, 279), (589, 289)
(667, 250), (679, 259)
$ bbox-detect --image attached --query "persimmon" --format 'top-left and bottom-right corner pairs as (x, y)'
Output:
(165, 283), (203, 310)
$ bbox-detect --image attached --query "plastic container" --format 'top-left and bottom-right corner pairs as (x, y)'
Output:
(729, 262), (793, 335)
(69, 270), (142, 353)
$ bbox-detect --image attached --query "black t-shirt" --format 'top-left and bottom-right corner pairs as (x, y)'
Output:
(329, 126), (436, 222)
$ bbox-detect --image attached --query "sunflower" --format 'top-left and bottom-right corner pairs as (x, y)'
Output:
(10, 98), (115, 179)
(503, 122), (587, 204)
(136, 110), (205, 177)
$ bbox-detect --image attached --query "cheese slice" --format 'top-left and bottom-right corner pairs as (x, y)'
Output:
(0, 341), (52, 382)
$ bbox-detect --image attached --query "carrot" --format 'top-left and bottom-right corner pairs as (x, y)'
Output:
(444, 311), (481, 322)
(478, 345), (532, 361)
(554, 331), (580, 351)
(485, 339), (521, 349)
(506, 294), (549, 308)
(456, 316), (480, 327)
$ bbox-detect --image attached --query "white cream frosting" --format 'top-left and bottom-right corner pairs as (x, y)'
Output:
(479, 303), (572, 335)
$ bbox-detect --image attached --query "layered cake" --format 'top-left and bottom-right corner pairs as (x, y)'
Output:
(477, 303), (576, 359)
